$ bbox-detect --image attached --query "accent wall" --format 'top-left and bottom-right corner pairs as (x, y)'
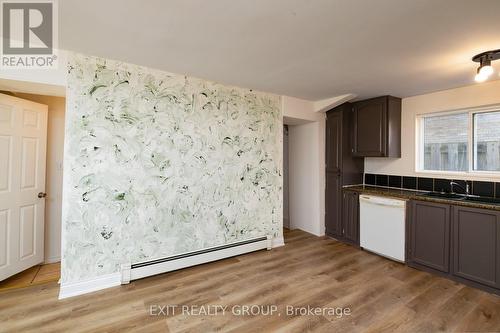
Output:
(61, 53), (282, 283)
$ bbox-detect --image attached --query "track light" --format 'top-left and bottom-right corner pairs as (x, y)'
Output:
(475, 69), (488, 82)
(479, 60), (493, 76)
(472, 49), (500, 82)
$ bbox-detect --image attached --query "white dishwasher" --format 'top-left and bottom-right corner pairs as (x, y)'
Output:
(359, 195), (406, 262)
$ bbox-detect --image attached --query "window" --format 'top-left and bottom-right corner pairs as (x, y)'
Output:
(418, 107), (500, 173)
(421, 112), (468, 171)
(474, 112), (500, 171)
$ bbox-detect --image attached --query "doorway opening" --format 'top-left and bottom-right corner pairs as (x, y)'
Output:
(283, 116), (325, 237)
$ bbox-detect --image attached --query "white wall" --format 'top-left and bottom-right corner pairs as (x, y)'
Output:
(288, 122), (324, 235)
(283, 96), (324, 122)
(16, 93), (65, 263)
(0, 50), (67, 89)
(365, 80), (500, 182)
(283, 96), (326, 236)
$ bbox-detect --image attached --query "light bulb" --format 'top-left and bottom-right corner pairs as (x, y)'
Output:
(479, 65), (494, 77)
(475, 72), (488, 82)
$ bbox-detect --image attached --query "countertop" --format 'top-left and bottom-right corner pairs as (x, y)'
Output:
(343, 185), (500, 211)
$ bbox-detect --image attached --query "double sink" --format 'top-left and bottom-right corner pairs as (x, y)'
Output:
(419, 191), (500, 205)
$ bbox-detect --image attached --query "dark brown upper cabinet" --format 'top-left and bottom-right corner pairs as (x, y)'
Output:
(352, 96), (401, 158)
(408, 201), (450, 273)
(452, 206), (500, 289)
(326, 110), (342, 174)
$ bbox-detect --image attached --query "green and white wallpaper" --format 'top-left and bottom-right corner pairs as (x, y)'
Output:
(62, 53), (282, 283)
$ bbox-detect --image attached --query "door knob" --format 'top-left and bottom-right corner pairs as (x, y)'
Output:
(38, 192), (47, 198)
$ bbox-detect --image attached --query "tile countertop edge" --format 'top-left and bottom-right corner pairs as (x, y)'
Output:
(343, 184), (500, 211)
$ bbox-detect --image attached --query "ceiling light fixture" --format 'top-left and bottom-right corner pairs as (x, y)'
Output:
(473, 49), (500, 82)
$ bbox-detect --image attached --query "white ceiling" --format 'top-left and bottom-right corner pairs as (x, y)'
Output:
(59, 0), (500, 101)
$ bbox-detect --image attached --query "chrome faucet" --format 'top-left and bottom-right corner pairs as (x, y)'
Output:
(450, 181), (470, 196)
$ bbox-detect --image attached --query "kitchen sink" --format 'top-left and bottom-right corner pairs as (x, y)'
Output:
(462, 196), (500, 205)
(419, 192), (465, 199)
(419, 192), (500, 205)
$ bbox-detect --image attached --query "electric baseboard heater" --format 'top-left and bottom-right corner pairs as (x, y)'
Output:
(121, 235), (272, 284)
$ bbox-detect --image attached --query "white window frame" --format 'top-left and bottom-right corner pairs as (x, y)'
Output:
(416, 104), (500, 177)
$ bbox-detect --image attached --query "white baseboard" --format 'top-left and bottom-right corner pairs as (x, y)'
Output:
(44, 256), (61, 264)
(58, 272), (121, 299)
(290, 226), (323, 237)
(61, 236), (283, 299)
(272, 236), (285, 248)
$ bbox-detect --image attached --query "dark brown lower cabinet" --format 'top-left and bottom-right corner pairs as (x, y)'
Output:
(409, 200), (500, 294)
(342, 191), (359, 245)
(452, 206), (500, 289)
(328, 190), (359, 245)
(408, 201), (450, 273)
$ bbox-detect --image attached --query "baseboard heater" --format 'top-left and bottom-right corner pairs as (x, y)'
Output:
(121, 235), (272, 284)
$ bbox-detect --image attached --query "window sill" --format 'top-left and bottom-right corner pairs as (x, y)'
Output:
(415, 169), (500, 181)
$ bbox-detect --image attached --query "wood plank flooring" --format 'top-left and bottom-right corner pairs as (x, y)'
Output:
(0, 262), (60, 292)
(0, 229), (499, 332)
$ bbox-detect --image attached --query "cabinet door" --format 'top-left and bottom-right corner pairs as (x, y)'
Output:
(343, 191), (359, 245)
(452, 206), (500, 288)
(325, 110), (343, 238)
(409, 201), (450, 273)
(325, 172), (342, 237)
(353, 97), (387, 157)
(326, 111), (342, 173)
(341, 104), (364, 185)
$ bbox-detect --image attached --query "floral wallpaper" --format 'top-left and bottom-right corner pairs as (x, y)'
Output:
(62, 53), (282, 283)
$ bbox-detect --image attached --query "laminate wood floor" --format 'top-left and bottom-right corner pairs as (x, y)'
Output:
(0, 262), (60, 292)
(0, 229), (499, 332)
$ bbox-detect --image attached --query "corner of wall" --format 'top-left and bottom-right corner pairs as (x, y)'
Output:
(58, 272), (122, 299)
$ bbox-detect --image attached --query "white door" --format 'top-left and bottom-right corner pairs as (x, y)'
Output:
(0, 93), (48, 281)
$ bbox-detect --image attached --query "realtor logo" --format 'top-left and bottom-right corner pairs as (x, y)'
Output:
(1, 0), (58, 68)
